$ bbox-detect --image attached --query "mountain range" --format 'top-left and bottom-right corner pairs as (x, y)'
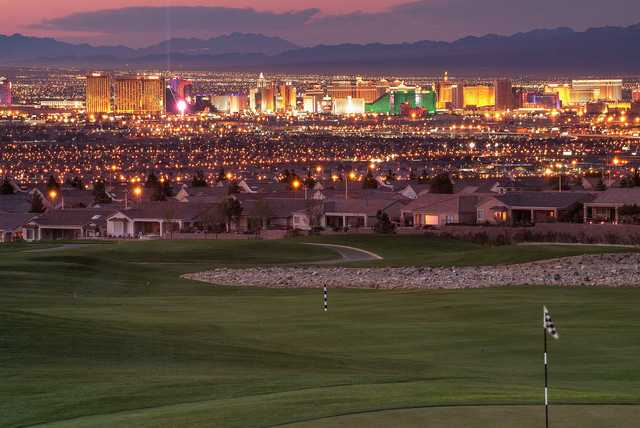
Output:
(2, 24), (640, 74)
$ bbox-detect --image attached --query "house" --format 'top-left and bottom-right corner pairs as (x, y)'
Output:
(583, 188), (640, 223)
(106, 202), (213, 238)
(0, 213), (36, 242)
(239, 197), (311, 232)
(320, 199), (406, 230)
(48, 188), (97, 209)
(24, 208), (115, 241)
(397, 183), (431, 200)
(0, 192), (47, 214)
(477, 192), (595, 225)
(402, 194), (484, 227)
(174, 185), (229, 203)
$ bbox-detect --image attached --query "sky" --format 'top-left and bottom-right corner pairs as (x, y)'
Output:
(1, 0), (639, 47)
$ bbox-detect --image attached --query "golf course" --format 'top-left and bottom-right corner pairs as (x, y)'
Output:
(1, 236), (639, 427)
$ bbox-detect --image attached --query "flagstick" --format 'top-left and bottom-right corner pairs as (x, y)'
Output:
(544, 323), (549, 428)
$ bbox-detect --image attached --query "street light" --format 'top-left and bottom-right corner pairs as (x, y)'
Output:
(133, 186), (142, 206)
(346, 171), (356, 200)
(48, 189), (64, 209)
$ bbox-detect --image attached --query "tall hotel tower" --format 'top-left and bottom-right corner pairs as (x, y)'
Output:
(86, 73), (112, 114)
(115, 75), (165, 114)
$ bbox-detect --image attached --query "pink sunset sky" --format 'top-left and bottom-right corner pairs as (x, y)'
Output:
(0, 0), (399, 35)
(1, 0), (638, 47)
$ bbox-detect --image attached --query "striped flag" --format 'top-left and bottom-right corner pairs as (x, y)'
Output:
(544, 306), (559, 339)
(323, 285), (328, 312)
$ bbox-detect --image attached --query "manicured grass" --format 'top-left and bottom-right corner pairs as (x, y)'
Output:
(1, 238), (639, 427)
(301, 234), (639, 267)
(279, 405), (640, 428)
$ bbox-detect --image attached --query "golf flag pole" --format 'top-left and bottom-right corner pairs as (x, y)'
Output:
(323, 285), (328, 312)
(543, 306), (559, 428)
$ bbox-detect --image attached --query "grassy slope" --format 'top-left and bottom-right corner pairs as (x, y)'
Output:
(1, 238), (639, 427)
(279, 405), (640, 428)
(301, 234), (638, 267)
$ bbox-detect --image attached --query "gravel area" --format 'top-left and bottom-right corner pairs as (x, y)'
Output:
(183, 253), (640, 289)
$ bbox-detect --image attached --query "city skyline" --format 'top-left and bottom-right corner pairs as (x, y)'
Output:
(1, 0), (639, 47)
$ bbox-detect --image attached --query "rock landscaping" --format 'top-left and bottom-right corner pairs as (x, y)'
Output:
(183, 253), (640, 289)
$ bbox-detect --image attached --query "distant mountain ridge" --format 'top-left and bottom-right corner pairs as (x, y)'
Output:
(0, 32), (297, 61)
(140, 33), (298, 56)
(2, 24), (640, 74)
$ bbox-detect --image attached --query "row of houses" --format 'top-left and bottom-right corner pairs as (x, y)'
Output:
(2, 177), (640, 242)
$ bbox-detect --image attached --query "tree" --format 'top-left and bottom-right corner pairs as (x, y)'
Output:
(227, 181), (241, 195)
(374, 210), (395, 234)
(161, 180), (174, 198)
(429, 173), (454, 194)
(362, 170), (378, 189)
(279, 169), (292, 184)
(0, 177), (15, 195)
(384, 169), (397, 183)
(46, 175), (60, 192)
(145, 172), (159, 189)
(93, 180), (112, 204)
(29, 192), (45, 213)
(161, 206), (178, 239)
(215, 168), (228, 184)
(70, 176), (84, 189)
(280, 169), (300, 186)
(409, 168), (417, 181)
(221, 197), (243, 232)
(418, 169), (430, 184)
(148, 174), (174, 201)
(253, 199), (274, 231)
(303, 170), (316, 189)
(305, 199), (325, 230)
(191, 170), (208, 187)
(618, 204), (640, 224)
(198, 205), (226, 234)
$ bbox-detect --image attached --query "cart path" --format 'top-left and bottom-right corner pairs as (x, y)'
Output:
(303, 243), (383, 264)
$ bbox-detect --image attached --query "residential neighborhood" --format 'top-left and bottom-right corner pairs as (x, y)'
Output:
(3, 172), (640, 242)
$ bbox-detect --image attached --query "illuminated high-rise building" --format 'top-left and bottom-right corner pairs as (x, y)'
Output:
(494, 79), (513, 111)
(115, 77), (143, 114)
(328, 78), (382, 104)
(571, 79), (622, 105)
(277, 83), (297, 112)
(260, 86), (276, 112)
(85, 73), (111, 114)
(249, 73), (278, 113)
(115, 76), (165, 114)
(166, 77), (194, 114)
(0, 77), (13, 106)
(211, 94), (248, 113)
(365, 86), (436, 115)
(142, 76), (165, 114)
(332, 96), (365, 115)
(463, 85), (495, 108)
(302, 85), (325, 113)
(520, 92), (561, 110)
(545, 84), (571, 107)
(257, 72), (267, 89)
(435, 72), (464, 110)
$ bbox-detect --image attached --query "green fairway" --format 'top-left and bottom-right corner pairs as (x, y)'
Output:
(1, 238), (639, 427)
(279, 405), (640, 428)
(301, 234), (638, 267)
